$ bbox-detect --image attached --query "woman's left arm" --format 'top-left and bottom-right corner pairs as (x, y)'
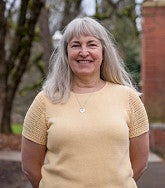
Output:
(129, 131), (149, 181)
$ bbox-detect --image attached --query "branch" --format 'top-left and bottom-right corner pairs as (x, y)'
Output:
(60, 0), (82, 30)
(94, 0), (122, 20)
(6, 0), (17, 18)
(7, 0), (44, 100)
(106, 0), (122, 9)
(0, 1), (7, 83)
(106, 0), (117, 9)
(6, 0), (29, 72)
(0, 1), (7, 63)
(19, 78), (44, 96)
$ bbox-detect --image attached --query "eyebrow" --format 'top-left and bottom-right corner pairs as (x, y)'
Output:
(69, 41), (80, 44)
(69, 40), (100, 44)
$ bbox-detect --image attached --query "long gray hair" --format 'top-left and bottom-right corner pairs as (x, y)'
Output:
(43, 17), (136, 103)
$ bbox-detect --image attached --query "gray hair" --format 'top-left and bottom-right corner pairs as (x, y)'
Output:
(43, 17), (136, 103)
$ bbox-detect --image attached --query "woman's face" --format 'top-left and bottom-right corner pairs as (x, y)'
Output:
(67, 35), (103, 79)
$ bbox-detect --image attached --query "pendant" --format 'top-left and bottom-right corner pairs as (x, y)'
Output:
(79, 107), (85, 113)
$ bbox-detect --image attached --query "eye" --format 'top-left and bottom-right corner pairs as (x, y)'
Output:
(89, 43), (97, 46)
(88, 43), (98, 48)
(69, 42), (81, 48)
(71, 44), (80, 48)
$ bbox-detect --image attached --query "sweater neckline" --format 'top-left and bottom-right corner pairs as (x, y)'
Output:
(71, 81), (108, 96)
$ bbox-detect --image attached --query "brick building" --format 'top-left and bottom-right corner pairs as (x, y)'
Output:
(141, 0), (165, 156)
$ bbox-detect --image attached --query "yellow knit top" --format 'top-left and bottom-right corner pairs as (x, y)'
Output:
(22, 82), (149, 188)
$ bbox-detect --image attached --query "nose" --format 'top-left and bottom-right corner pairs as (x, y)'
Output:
(79, 47), (89, 57)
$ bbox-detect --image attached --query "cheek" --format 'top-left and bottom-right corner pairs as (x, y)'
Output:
(67, 52), (78, 70)
(67, 49), (78, 60)
(95, 51), (103, 62)
(94, 46), (103, 60)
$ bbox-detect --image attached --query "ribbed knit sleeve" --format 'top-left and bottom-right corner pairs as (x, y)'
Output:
(128, 89), (149, 138)
(22, 91), (48, 145)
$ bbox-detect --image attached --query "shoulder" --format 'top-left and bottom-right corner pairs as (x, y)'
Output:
(33, 90), (51, 104)
(35, 90), (46, 100)
(27, 91), (49, 112)
(106, 82), (139, 96)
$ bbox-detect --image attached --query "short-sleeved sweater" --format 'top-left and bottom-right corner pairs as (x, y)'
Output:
(22, 82), (149, 188)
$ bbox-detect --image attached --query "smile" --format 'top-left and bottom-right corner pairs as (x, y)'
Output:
(77, 60), (93, 64)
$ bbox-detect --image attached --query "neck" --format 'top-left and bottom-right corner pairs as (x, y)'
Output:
(71, 77), (105, 94)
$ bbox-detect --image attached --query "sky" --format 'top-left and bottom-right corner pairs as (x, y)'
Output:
(82, 0), (144, 16)
(6, 0), (143, 16)
(6, 0), (144, 31)
(82, 0), (144, 30)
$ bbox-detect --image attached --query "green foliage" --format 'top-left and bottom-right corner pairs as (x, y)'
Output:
(123, 40), (141, 86)
(111, 17), (141, 87)
(93, 0), (141, 87)
(19, 77), (44, 96)
(11, 124), (23, 134)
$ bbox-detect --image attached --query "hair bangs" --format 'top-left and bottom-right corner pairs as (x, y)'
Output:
(64, 18), (101, 43)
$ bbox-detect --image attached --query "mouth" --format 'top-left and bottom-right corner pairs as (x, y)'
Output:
(77, 60), (93, 64)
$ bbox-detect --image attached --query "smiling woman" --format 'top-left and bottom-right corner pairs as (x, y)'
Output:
(67, 35), (103, 81)
(43, 16), (137, 101)
(21, 17), (149, 188)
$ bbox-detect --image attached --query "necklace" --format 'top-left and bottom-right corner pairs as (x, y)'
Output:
(72, 80), (105, 113)
(74, 93), (93, 113)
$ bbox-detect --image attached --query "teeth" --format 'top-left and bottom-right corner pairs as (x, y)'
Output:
(78, 60), (91, 64)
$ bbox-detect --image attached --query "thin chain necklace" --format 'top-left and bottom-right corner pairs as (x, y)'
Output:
(72, 80), (105, 113)
(74, 93), (93, 113)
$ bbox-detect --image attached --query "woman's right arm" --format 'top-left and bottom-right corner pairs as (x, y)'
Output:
(21, 136), (47, 188)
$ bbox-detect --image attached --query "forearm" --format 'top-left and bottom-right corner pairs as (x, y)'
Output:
(129, 132), (149, 181)
(132, 160), (148, 181)
(21, 137), (46, 188)
(23, 167), (42, 188)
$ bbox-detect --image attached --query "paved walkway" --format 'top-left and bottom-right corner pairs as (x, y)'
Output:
(0, 150), (164, 188)
(137, 152), (165, 188)
(0, 150), (162, 162)
(0, 150), (21, 161)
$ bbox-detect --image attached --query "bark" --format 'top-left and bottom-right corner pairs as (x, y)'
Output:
(0, 0), (8, 132)
(0, 0), (44, 133)
(60, 0), (82, 30)
(38, 3), (52, 70)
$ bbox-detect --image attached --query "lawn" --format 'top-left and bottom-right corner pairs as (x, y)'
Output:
(11, 124), (23, 134)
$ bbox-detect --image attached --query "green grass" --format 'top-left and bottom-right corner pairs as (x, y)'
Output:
(11, 124), (23, 134)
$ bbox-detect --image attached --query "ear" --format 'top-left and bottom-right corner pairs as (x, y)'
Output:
(102, 44), (105, 58)
(66, 45), (68, 56)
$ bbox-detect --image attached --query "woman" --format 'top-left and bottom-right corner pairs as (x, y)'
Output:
(21, 17), (149, 188)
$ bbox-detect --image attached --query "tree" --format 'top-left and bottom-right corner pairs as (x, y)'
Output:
(47, 0), (83, 33)
(0, 0), (84, 133)
(0, 0), (143, 133)
(93, 0), (142, 87)
(38, 3), (53, 70)
(0, 0), (44, 133)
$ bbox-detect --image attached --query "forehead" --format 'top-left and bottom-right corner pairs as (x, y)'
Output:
(69, 35), (101, 43)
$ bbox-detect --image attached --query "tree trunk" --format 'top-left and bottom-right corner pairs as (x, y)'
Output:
(0, 1), (8, 132)
(0, 0), (44, 133)
(60, 0), (82, 30)
(1, 95), (12, 133)
(38, 3), (52, 70)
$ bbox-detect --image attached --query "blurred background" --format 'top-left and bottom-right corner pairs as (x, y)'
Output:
(0, 0), (165, 187)
(0, 0), (144, 134)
